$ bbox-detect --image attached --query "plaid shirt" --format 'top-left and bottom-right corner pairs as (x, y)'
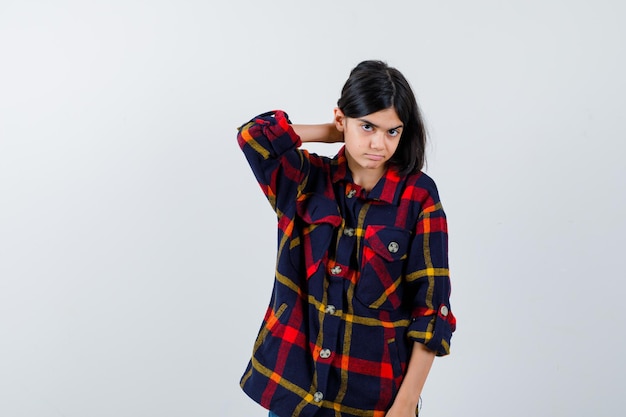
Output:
(237, 111), (455, 417)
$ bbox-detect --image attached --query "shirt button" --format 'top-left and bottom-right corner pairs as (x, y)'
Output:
(313, 391), (324, 402)
(346, 189), (357, 198)
(330, 265), (342, 275)
(344, 227), (355, 237)
(319, 348), (331, 359)
(387, 241), (399, 253)
(440, 305), (449, 317)
(325, 305), (336, 315)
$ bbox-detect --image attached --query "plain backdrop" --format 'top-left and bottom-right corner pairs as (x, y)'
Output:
(1, 1), (625, 416)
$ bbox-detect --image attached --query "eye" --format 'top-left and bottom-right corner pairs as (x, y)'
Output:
(361, 124), (373, 132)
(388, 129), (400, 137)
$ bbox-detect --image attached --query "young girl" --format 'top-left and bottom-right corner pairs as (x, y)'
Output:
(237, 60), (455, 417)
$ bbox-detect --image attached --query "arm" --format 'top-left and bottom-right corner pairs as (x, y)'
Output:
(404, 178), (455, 356)
(386, 177), (456, 416)
(292, 123), (343, 144)
(385, 343), (436, 417)
(237, 111), (306, 212)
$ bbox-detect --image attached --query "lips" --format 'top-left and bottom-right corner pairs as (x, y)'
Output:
(365, 154), (384, 161)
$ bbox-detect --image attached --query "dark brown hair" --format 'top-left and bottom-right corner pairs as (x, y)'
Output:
(337, 60), (427, 175)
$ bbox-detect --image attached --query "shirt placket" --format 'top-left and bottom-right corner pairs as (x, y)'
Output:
(311, 183), (362, 404)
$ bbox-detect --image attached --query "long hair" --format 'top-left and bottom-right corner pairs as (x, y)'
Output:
(337, 60), (427, 175)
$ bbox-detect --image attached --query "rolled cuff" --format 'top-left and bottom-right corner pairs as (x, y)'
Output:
(407, 303), (455, 356)
(237, 110), (301, 159)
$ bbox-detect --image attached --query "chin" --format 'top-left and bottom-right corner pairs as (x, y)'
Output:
(363, 163), (384, 170)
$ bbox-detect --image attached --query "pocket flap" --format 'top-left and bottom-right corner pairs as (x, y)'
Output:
(364, 225), (410, 262)
(296, 193), (342, 226)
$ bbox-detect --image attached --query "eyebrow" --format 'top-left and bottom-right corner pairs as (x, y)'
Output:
(357, 118), (404, 131)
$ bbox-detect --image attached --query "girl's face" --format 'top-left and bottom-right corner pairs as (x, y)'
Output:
(334, 107), (403, 179)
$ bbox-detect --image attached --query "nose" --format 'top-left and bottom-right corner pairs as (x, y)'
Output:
(370, 132), (384, 150)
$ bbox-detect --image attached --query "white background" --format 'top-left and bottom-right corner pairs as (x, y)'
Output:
(1, 1), (625, 416)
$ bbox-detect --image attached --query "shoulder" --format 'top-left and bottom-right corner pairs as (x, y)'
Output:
(405, 171), (440, 195)
(398, 171), (446, 214)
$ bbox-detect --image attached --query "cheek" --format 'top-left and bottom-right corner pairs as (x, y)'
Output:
(344, 132), (363, 149)
(388, 139), (401, 154)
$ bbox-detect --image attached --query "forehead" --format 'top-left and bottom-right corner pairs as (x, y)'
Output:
(355, 107), (403, 129)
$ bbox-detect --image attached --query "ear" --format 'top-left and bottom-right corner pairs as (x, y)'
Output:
(333, 107), (346, 132)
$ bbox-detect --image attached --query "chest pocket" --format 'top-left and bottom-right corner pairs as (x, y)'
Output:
(356, 225), (411, 310)
(294, 193), (341, 278)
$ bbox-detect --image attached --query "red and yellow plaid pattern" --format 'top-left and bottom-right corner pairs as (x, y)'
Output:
(238, 111), (455, 417)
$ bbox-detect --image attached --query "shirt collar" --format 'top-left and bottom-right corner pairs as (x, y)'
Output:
(331, 147), (403, 205)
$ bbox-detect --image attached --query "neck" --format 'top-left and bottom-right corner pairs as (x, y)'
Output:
(349, 166), (385, 192)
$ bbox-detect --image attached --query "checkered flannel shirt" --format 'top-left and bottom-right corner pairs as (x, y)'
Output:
(237, 111), (455, 417)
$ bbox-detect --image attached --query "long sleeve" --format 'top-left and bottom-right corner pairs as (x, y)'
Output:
(237, 110), (308, 213)
(404, 180), (456, 356)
